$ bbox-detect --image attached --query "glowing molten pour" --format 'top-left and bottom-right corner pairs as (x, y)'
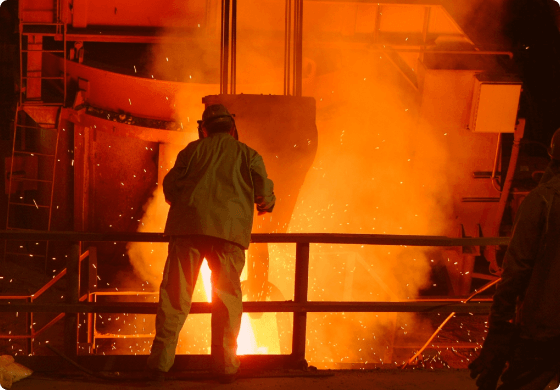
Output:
(199, 259), (213, 302)
(199, 259), (262, 354)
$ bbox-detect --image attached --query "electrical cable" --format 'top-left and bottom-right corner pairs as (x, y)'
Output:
(401, 277), (501, 369)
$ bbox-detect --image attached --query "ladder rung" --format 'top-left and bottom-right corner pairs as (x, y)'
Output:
(22, 33), (58, 37)
(5, 252), (46, 258)
(16, 124), (55, 130)
(8, 202), (50, 209)
(22, 76), (65, 80)
(11, 178), (53, 183)
(21, 22), (65, 26)
(21, 50), (65, 53)
(21, 102), (64, 107)
(13, 150), (55, 157)
(6, 227), (48, 232)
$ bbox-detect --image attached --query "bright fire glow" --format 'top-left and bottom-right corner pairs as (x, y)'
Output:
(199, 259), (212, 302)
(237, 314), (264, 355)
(198, 258), (263, 354)
(127, 1), (465, 365)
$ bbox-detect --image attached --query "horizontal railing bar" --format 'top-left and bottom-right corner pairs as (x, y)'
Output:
(94, 333), (154, 339)
(0, 334), (32, 339)
(0, 231), (511, 246)
(91, 291), (494, 301)
(94, 291), (157, 296)
(0, 301), (492, 314)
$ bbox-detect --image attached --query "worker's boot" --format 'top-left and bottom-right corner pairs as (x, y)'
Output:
(217, 372), (238, 384)
(147, 369), (165, 385)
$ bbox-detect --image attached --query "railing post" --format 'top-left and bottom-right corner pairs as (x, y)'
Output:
(64, 242), (80, 358)
(87, 246), (97, 354)
(26, 297), (33, 355)
(291, 242), (309, 369)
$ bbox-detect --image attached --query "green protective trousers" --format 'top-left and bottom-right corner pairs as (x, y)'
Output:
(147, 235), (245, 374)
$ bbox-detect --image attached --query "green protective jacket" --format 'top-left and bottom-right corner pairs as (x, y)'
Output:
(163, 132), (275, 249)
(489, 162), (560, 340)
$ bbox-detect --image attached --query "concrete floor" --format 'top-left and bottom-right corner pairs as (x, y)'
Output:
(9, 369), (484, 390)
(7, 369), (560, 390)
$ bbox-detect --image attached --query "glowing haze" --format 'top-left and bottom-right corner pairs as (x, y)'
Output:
(127, 0), (456, 364)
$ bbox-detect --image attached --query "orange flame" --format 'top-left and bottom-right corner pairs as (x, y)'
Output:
(198, 258), (261, 354)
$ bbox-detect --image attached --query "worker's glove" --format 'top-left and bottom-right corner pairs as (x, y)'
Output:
(468, 322), (517, 390)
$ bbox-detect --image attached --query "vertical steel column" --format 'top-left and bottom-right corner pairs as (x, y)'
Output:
(220, 0), (230, 94)
(283, 0), (292, 95)
(220, 0), (236, 95)
(230, 0), (237, 94)
(294, 0), (303, 97)
(291, 242), (309, 368)
(284, 0), (303, 97)
(64, 242), (80, 358)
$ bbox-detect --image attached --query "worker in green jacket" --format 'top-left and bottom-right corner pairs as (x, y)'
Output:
(469, 128), (560, 390)
(147, 104), (275, 383)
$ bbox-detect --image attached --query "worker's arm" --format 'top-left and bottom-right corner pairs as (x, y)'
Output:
(250, 153), (275, 214)
(163, 144), (194, 205)
(489, 190), (545, 327)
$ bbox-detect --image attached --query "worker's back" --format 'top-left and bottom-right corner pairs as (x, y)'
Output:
(163, 131), (274, 248)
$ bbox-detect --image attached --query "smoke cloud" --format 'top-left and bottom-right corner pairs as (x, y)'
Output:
(124, 0), (496, 364)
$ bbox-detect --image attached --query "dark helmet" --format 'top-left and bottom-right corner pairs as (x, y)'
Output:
(550, 127), (560, 160)
(201, 104), (233, 129)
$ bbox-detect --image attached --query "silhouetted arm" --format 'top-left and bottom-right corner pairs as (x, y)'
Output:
(250, 153), (275, 214)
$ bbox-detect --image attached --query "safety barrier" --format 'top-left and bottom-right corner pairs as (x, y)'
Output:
(0, 231), (508, 371)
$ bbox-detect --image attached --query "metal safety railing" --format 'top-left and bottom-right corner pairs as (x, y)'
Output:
(0, 246), (96, 355)
(0, 231), (509, 370)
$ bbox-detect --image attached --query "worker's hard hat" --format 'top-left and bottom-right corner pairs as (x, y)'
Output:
(200, 104), (234, 128)
(550, 127), (560, 160)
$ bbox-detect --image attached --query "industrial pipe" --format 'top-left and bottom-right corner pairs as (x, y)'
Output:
(484, 119), (526, 274)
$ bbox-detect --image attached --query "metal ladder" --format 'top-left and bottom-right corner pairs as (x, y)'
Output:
(5, 108), (61, 273)
(3, 1), (67, 275)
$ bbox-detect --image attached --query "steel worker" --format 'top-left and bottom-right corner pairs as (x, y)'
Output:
(469, 127), (560, 390)
(147, 104), (275, 384)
